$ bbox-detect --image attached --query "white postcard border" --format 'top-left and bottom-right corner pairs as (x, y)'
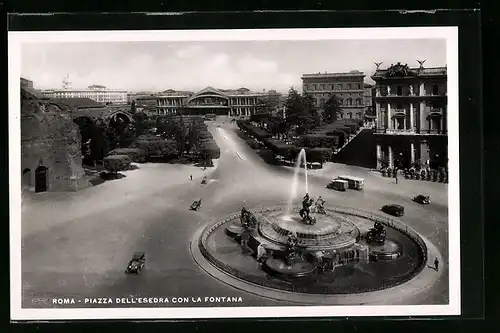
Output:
(9, 27), (460, 320)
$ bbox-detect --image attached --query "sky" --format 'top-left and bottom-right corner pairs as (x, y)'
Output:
(21, 39), (446, 94)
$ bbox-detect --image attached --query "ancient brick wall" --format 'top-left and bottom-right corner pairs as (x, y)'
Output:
(21, 94), (88, 192)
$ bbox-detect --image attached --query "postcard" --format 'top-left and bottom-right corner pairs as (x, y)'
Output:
(9, 27), (460, 320)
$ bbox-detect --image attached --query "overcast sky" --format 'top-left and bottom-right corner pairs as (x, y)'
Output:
(21, 39), (446, 93)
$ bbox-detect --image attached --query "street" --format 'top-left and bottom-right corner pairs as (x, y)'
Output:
(21, 119), (449, 307)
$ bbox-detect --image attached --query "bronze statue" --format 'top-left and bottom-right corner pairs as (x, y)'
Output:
(299, 193), (316, 225)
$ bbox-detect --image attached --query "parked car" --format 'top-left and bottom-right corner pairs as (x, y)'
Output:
(413, 194), (430, 204)
(125, 252), (146, 274)
(381, 204), (405, 217)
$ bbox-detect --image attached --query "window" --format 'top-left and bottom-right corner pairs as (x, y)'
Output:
(358, 84), (361, 89)
(397, 103), (403, 110)
(320, 98), (325, 106)
(347, 84), (351, 90)
(340, 113), (344, 119)
(356, 99), (362, 106)
(312, 84), (317, 90)
(348, 112), (352, 119)
(347, 98), (353, 106)
(432, 84), (439, 95)
(320, 84), (324, 90)
(397, 86), (403, 96)
(339, 99), (344, 105)
(331, 84), (334, 90)
(338, 84), (343, 90)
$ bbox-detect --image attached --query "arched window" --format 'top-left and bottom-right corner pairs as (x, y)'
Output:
(356, 98), (362, 105)
(347, 84), (351, 90)
(432, 84), (439, 95)
(347, 98), (353, 106)
(348, 112), (352, 119)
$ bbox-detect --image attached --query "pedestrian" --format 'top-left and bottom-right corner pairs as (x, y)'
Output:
(395, 168), (398, 184)
(434, 257), (439, 271)
(190, 174), (193, 181)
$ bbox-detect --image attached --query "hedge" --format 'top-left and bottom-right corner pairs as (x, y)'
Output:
(132, 138), (178, 157)
(325, 130), (347, 147)
(237, 121), (272, 140)
(107, 148), (144, 163)
(307, 147), (333, 164)
(103, 155), (131, 173)
(200, 140), (221, 159)
(296, 134), (339, 149)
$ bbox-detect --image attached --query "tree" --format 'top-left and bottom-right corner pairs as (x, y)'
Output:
(284, 88), (318, 136)
(103, 155), (131, 175)
(130, 100), (137, 114)
(187, 122), (200, 152)
(322, 94), (342, 123)
(175, 112), (187, 154)
(251, 96), (278, 128)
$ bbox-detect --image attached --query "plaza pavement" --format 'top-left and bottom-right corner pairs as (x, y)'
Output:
(20, 119), (449, 308)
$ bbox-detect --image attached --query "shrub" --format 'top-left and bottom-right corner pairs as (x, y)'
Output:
(237, 121), (272, 140)
(325, 130), (347, 147)
(307, 147), (333, 165)
(107, 148), (144, 163)
(297, 134), (339, 149)
(132, 137), (178, 158)
(103, 155), (131, 174)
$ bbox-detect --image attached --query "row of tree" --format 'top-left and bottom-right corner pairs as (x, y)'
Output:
(250, 88), (343, 139)
(77, 112), (220, 167)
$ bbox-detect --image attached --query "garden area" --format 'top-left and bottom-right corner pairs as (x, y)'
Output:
(236, 88), (364, 169)
(74, 110), (221, 183)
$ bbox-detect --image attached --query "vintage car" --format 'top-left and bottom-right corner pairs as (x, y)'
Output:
(190, 199), (202, 211)
(125, 252), (146, 274)
(381, 204), (405, 217)
(413, 194), (431, 204)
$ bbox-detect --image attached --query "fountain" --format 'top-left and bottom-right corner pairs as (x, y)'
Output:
(195, 149), (426, 297)
(287, 148), (308, 214)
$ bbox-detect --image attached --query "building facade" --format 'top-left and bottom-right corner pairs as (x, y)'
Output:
(156, 86), (273, 117)
(301, 70), (366, 120)
(21, 79), (88, 193)
(372, 62), (448, 170)
(42, 85), (128, 104)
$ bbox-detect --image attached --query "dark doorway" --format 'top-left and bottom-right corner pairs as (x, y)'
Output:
(35, 166), (48, 193)
(22, 168), (31, 190)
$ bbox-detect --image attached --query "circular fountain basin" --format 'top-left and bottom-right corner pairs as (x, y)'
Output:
(263, 257), (317, 278)
(258, 209), (359, 251)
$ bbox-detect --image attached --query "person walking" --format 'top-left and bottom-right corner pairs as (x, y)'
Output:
(434, 257), (439, 271)
(395, 168), (399, 184)
(190, 174), (193, 181)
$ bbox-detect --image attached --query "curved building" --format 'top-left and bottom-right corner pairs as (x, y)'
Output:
(156, 86), (279, 117)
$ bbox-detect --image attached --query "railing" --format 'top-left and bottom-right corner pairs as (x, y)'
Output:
(198, 205), (428, 295)
(375, 128), (447, 135)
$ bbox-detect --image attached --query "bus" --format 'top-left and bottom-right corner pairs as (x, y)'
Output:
(336, 175), (364, 190)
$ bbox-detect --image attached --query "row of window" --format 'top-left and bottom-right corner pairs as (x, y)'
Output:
(340, 112), (363, 120)
(305, 83), (363, 91)
(380, 84), (441, 96)
(318, 97), (363, 106)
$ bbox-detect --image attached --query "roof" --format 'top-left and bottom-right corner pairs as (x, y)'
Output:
(51, 98), (106, 109)
(301, 71), (366, 79)
(371, 63), (447, 80)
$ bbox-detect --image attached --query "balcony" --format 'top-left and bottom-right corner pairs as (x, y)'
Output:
(375, 128), (447, 135)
